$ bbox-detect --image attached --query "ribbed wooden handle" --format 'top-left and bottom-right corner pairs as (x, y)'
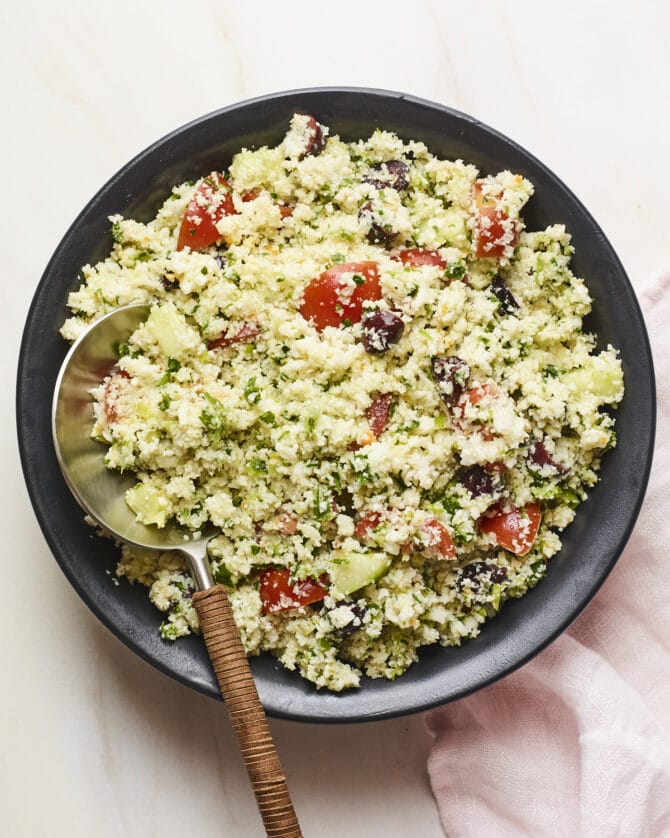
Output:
(192, 585), (302, 838)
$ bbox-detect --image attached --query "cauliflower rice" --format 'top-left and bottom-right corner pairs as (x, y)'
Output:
(61, 114), (624, 691)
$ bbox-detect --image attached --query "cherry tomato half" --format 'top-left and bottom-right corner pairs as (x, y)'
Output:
(479, 502), (541, 556)
(176, 172), (236, 251)
(394, 248), (446, 268)
(354, 511), (383, 542)
(419, 519), (456, 560)
(473, 180), (519, 260)
(259, 568), (328, 614)
(366, 392), (394, 438)
(299, 262), (382, 331)
(453, 383), (499, 440)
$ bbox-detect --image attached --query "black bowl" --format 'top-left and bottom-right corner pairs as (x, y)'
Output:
(17, 88), (655, 722)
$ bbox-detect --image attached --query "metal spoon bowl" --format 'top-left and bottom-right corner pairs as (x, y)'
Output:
(52, 303), (301, 838)
(51, 303), (214, 588)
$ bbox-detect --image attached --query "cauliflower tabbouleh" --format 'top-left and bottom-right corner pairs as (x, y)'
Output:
(61, 114), (624, 691)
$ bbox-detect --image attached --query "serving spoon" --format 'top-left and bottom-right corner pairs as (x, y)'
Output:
(52, 303), (301, 838)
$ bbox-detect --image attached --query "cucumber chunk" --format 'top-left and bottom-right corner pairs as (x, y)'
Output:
(144, 302), (200, 359)
(563, 351), (623, 404)
(126, 483), (169, 528)
(330, 550), (391, 597)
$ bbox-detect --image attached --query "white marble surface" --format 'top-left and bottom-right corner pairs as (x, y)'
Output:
(2, 1), (668, 835)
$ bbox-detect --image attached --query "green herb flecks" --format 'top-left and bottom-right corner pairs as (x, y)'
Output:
(244, 377), (261, 405)
(200, 393), (227, 442)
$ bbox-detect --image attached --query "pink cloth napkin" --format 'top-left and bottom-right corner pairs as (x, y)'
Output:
(426, 276), (670, 838)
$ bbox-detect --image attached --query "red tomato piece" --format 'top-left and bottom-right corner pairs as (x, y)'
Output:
(299, 262), (382, 331)
(241, 188), (292, 219)
(457, 382), (496, 409)
(419, 519), (456, 560)
(454, 383), (498, 440)
(366, 392), (394, 438)
(259, 568), (328, 614)
(102, 369), (130, 424)
(354, 511), (383, 542)
(207, 321), (261, 350)
(473, 180), (519, 259)
(394, 248), (446, 268)
(176, 172), (236, 251)
(479, 502), (542, 556)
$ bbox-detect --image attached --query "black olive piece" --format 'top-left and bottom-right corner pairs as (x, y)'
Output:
(365, 160), (409, 191)
(299, 114), (326, 159)
(457, 561), (508, 591)
(358, 201), (397, 247)
(324, 600), (367, 637)
(459, 464), (498, 497)
(530, 440), (568, 474)
(490, 275), (519, 314)
(367, 223), (396, 246)
(431, 356), (470, 406)
(362, 310), (405, 354)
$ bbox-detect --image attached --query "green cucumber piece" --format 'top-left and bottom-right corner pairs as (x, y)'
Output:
(126, 483), (169, 528)
(330, 550), (391, 596)
(144, 302), (200, 359)
(563, 353), (623, 404)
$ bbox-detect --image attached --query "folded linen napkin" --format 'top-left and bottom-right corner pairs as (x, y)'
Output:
(426, 276), (669, 838)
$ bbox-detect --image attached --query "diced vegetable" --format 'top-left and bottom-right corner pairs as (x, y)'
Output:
(259, 568), (328, 614)
(473, 180), (519, 259)
(176, 172), (236, 251)
(361, 310), (404, 354)
(301, 114), (326, 158)
(299, 262), (382, 331)
(490, 275), (519, 313)
(459, 463), (502, 497)
(453, 383), (498, 439)
(563, 353), (624, 404)
(417, 519), (456, 560)
(394, 248), (446, 268)
(530, 441), (567, 474)
(126, 483), (169, 528)
(432, 356), (470, 407)
(144, 303), (201, 359)
(354, 511), (383, 542)
(360, 201), (397, 246)
(330, 550), (391, 597)
(364, 160), (409, 191)
(479, 501), (541, 556)
(366, 393), (394, 438)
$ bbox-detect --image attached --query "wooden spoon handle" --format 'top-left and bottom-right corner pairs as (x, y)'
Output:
(192, 584), (302, 838)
